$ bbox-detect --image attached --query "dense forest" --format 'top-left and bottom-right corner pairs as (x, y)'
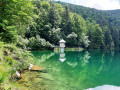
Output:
(1, 0), (119, 50)
(1, 0), (110, 51)
(57, 1), (120, 49)
(0, 0), (120, 89)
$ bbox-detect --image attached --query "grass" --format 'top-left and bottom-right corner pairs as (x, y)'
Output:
(0, 41), (34, 89)
(0, 72), (7, 83)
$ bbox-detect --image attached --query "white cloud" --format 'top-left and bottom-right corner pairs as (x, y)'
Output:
(71, 0), (74, 3)
(84, 0), (120, 10)
(56, 0), (120, 10)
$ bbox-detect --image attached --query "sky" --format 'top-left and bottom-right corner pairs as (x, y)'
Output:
(55, 0), (120, 10)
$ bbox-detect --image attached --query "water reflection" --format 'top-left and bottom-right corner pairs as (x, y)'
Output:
(32, 50), (120, 90)
(80, 51), (90, 66)
(59, 52), (66, 62)
(32, 51), (55, 65)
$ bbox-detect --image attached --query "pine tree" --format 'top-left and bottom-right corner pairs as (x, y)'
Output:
(49, 3), (61, 28)
(62, 6), (72, 35)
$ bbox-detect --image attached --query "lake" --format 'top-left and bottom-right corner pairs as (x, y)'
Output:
(19, 50), (120, 90)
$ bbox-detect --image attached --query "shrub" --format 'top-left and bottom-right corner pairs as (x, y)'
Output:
(0, 66), (8, 84)
(28, 35), (53, 50)
(17, 36), (29, 50)
(0, 24), (18, 43)
(0, 42), (34, 87)
(3, 44), (34, 72)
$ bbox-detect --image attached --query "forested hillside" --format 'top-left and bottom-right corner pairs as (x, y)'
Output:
(21, 0), (106, 49)
(25, 0), (91, 49)
(57, 1), (120, 49)
(1, 0), (120, 89)
(1, 0), (118, 50)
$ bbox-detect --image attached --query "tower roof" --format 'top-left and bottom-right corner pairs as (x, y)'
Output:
(59, 39), (66, 43)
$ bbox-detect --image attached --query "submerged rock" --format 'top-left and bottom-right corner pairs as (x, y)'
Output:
(16, 65), (56, 90)
(30, 66), (46, 72)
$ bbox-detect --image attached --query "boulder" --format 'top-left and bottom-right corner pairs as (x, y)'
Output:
(15, 71), (20, 78)
(30, 66), (46, 72)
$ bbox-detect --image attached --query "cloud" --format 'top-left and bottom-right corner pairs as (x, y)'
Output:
(56, 0), (120, 10)
(84, 0), (120, 10)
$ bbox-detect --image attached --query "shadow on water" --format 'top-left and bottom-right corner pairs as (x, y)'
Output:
(23, 50), (120, 90)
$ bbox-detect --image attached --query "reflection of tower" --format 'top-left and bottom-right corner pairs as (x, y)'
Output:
(59, 39), (66, 53)
(59, 53), (66, 62)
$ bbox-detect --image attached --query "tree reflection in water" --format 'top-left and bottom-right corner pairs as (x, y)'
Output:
(32, 50), (120, 90)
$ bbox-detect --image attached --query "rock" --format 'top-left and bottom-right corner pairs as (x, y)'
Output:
(20, 74), (24, 78)
(15, 71), (20, 78)
(18, 78), (25, 83)
(30, 66), (46, 72)
(28, 64), (33, 70)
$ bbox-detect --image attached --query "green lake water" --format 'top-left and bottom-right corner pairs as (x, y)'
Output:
(20, 50), (120, 90)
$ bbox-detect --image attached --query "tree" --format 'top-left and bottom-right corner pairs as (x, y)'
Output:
(0, 0), (34, 43)
(72, 13), (87, 46)
(104, 26), (113, 49)
(67, 32), (77, 46)
(49, 28), (62, 45)
(113, 28), (119, 49)
(86, 19), (96, 49)
(92, 24), (104, 49)
(62, 6), (72, 35)
(49, 3), (61, 28)
(80, 34), (90, 48)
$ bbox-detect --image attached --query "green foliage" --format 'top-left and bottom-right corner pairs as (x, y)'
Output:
(62, 6), (72, 35)
(104, 26), (113, 49)
(0, 41), (4, 61)
(86, 20), (104, 49)
(17, 36), (29, 50)
(49, 6), (61, 28)
(48, 28), (62, 44)
(28, 1), (90, 48)
(41, 1), (50, 9)
(0, 42), (34, 87)
(0, 25), (18, 43)
(0, 65), (8, 84)
(72, 13), (86, 35)
(57, 1), (120, 49)
(5, 56), (15, 65)
(3, 44), (34, 72)
(1, 0), (119, 52)
(0, 72), (7, 84)
(67, 32), (77, 47)
(28, 35), (53, 50)
(92, 24), (104, 49)
(0, 0), (34, 43)
(80, 34), (90, 48)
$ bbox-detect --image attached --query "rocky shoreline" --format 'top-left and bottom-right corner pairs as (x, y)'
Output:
(15, 65), (54, 90)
